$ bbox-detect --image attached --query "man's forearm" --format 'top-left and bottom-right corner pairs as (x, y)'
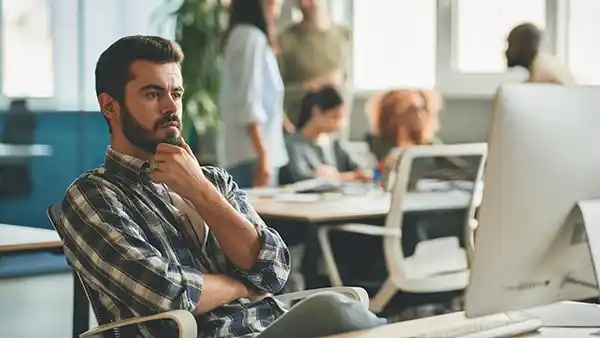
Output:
(189, 183), (261, 270)
(193, 274), (247, 315)
(246, 123), (267, 160)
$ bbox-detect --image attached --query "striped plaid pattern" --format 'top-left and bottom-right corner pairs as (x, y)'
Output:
(59, 147), (291, 338)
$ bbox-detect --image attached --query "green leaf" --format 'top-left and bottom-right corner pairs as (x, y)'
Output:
(159, 0), (227, 137)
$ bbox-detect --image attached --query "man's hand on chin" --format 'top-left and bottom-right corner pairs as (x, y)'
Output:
(150, 138), (264, 272)
(149, 138), (210, 200)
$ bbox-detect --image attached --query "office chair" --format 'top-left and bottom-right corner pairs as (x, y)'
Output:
(0, 99), (36, 198)
(317, 143), (487, 314)
(46, 205), (370, 338)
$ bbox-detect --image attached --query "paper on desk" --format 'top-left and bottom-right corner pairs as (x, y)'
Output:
(518, 302), (600, 328)
(244, 187), (290, 198)
(274, 193), (321, 203)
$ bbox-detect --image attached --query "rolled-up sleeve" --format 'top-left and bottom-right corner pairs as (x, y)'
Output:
(213, 167), (291, 293)
(220, 26), (268, 125)
(60, 179), (203, 315)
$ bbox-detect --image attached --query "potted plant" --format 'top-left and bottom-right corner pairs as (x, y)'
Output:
(156, 0), (228, 158)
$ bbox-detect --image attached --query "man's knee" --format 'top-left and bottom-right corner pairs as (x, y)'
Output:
(303, 292), (354, 310)
(300, 292), (382, 331)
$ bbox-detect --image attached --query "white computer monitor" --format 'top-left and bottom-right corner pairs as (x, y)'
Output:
(465, 84), (600, 318)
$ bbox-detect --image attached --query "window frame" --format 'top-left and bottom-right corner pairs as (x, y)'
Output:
(350, 0), (438, 97)
(560, 0), (600, 85)
(0, 0), (587, 110)
(0, 0), (80, 111)
(0, 0), (169, 112)
(350, 0), (572, 99)
(437, 0), (562, 98)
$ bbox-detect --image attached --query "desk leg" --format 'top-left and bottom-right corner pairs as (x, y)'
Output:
(301, 223), (324, 290)
(73, 271), (89, 338)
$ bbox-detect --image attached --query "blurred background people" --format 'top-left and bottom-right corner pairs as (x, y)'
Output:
(366, 89), (443, 190)
(277, 0), (352, 128)
(281, 85), (369, 184)
(217, 0), (288, 188)
(505, 22), (575, 85)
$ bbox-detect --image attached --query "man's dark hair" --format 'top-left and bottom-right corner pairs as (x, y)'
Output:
(95, 35), (184, 132)
(506, 22), (543, 69)
(510, 22), (543, 48)
(223, 0), (269, 48)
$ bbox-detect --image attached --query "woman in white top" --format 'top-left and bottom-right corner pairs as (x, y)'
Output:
(217, 0), (288, 188)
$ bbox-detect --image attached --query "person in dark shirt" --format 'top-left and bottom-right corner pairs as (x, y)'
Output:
(281, 85), (370, 184)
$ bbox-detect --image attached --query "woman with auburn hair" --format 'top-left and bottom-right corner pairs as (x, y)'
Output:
(366, 89), (443, 190)
(368, 89), (442, 150)
(367, 89), (475, 265)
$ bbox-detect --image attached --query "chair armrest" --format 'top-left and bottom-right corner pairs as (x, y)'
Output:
(274, 287), (369, 308)
(80, 309), (197, 338)
(323, 223), (401, 237)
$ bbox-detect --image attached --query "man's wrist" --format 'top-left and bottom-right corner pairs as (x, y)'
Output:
(188, 176), (223, 209)
(240, 281), (252, 298)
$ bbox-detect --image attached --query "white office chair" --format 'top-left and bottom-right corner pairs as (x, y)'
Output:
(46, 205), (369, 338)
(317, 143), (487, 313)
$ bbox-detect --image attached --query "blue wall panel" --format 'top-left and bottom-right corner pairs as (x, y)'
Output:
(0, 111), (109, 229)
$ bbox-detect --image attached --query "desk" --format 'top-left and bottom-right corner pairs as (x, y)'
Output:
(324, 311), (598, 337)
(0, 143), (52, 163)
(0, 224), (62, 252)
(249, 189), (478, 222)
(0, 223), (87, 338)
(249, 189), (480, 289)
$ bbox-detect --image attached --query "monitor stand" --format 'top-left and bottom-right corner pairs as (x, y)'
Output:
(519, 199), (600, 328)
(576, 199), (600, 290)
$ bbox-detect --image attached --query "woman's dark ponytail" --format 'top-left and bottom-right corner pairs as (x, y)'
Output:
(297, 85), (344, 129)
(298, 92), (318, 129)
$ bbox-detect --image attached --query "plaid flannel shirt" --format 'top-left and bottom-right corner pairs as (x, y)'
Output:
(59, 147), (291, 338)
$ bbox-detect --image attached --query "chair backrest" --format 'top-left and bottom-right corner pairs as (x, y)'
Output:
(0, 100), (37, 198)
(46, 205), (120, 338)
(364, 133), (393, 162)
(382, 143), (488, 285)
(1, 99), (36, 145)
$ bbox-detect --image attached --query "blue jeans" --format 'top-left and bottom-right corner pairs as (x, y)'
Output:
(226, 160), (279, 189)
(257, 292), (386, 338)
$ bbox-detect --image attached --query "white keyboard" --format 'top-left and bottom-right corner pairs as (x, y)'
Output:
(408, 316), (542, 338)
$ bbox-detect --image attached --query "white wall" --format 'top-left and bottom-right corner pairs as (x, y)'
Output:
(348, 96), (493, 144)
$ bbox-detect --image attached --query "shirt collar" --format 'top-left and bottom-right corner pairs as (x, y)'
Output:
(104, 146), (152, 182)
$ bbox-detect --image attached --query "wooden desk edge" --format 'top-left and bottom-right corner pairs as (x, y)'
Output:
(258, 212), (387, 223)
(0, 241), (63, 253)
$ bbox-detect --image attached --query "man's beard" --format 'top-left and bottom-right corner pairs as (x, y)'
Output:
(120, 106), (182, 154)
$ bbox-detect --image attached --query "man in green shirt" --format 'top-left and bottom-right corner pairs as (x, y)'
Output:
(277, 0), (352, 127)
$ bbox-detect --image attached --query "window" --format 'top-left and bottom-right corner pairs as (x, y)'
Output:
(567, 0), (600, 85)
(81, 0), (169, 110)
(456, 0), (546, 73)
(329, 0), (348, 25)
(352, 0), (436, 91)
(1, 0), (54, 98)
